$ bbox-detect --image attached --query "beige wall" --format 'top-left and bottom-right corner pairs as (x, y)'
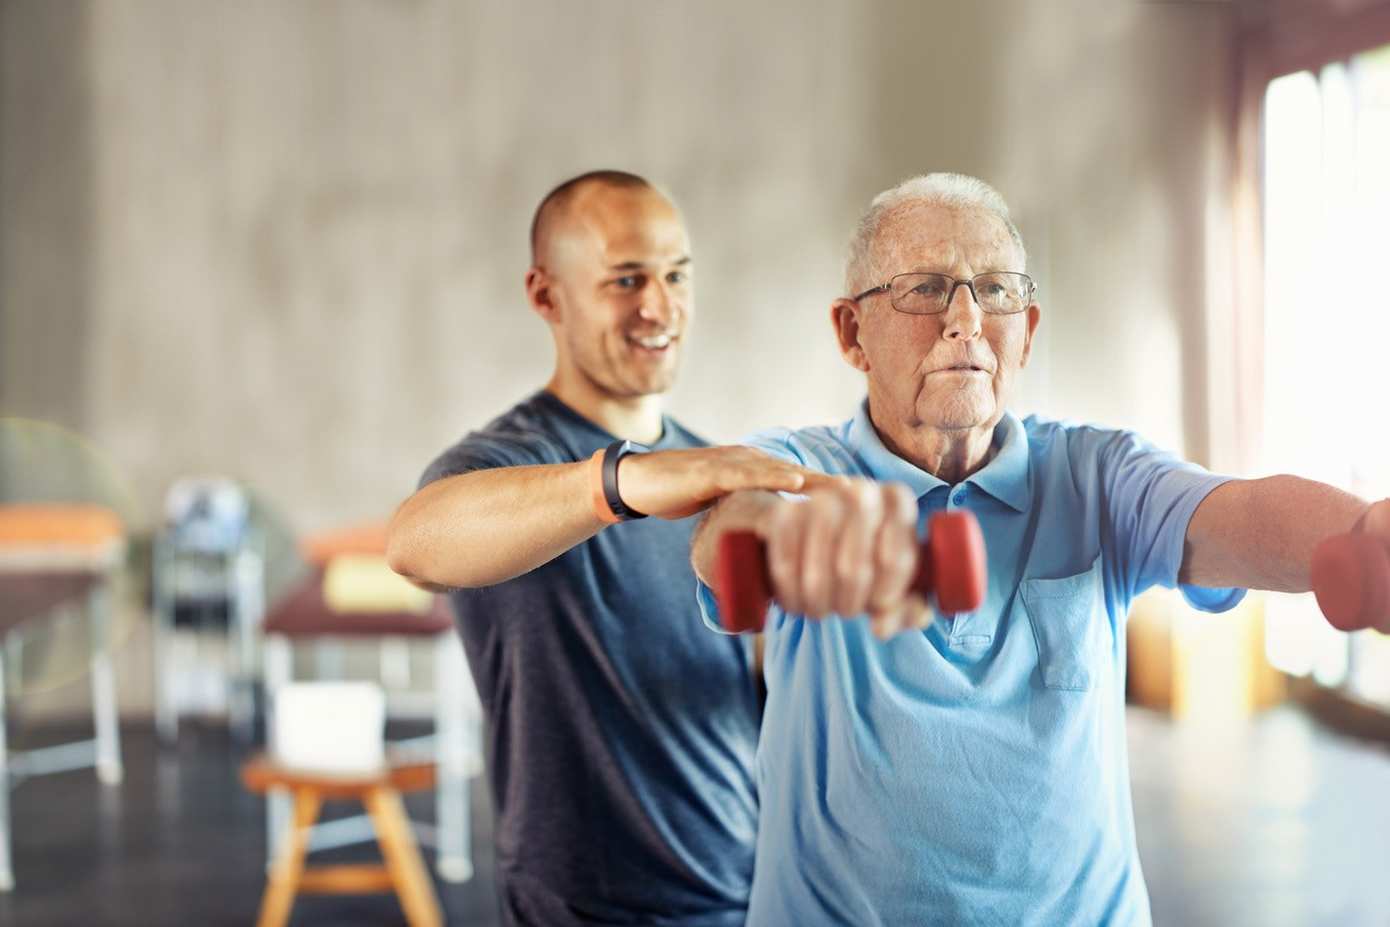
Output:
(1, 0), (1238, 716)
(1, 1), (93, 432)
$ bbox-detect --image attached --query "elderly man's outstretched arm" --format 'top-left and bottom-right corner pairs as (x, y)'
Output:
(1181, 476), (1388, 595)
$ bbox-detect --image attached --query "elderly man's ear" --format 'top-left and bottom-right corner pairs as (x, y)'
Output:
(831, 298), (870, 372)
(1020, 302), (1041, 366)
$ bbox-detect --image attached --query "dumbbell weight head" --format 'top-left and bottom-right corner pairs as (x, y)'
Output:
(714, 510), (988, 634)
(922, 510), (987, 614)
(1311, 533), (1390, 632)
(714, 531), (775, 634)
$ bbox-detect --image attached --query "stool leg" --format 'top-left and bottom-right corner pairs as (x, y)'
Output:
(263, 635), (292, 869)
(365, 787), (442, 927)
(256, 788), (320, 927)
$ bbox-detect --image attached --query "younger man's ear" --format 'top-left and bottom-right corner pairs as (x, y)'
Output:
(525, 267), (560, 324)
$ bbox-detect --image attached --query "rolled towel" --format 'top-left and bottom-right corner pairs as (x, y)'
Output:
(322, 553), (433, 614)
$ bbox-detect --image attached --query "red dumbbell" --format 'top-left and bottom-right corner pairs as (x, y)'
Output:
(713, 509), (988, 634)
(1311, 531), (1390, 632)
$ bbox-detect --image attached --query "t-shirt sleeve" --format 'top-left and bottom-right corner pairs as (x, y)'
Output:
(418, 429), (556, 491)
(1096, 430), (1246, 613)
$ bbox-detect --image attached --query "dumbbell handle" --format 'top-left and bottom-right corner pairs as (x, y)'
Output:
(1311, 531), (1390, 632)
(713, 510), (987, 634)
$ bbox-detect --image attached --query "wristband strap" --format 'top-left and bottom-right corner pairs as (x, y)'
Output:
(589, 448), (620, 525)
(602, 440), (649, 521)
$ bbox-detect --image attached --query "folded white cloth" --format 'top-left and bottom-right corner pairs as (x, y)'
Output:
(271, 681), (386, 776)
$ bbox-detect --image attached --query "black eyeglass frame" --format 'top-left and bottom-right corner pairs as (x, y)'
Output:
(852, 271), (1036, 315)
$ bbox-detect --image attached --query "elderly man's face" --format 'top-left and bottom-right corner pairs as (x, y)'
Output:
(841, 202), (1039, 441)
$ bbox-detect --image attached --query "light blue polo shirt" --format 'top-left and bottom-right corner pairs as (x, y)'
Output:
(696, 401), (1244, 927)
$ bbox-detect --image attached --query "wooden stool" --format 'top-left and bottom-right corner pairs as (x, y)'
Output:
(261, 561), (479, 883)
(242, 756), (444, 927)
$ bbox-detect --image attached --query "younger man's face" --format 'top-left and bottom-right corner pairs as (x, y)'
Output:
(545, 186), (693, 399)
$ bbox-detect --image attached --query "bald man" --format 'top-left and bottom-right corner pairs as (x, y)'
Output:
(388, 171), (818, 926)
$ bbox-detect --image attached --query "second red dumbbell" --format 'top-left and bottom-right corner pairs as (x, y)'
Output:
(1311, 531), (1390, 632)
(713, 509), (988, 634)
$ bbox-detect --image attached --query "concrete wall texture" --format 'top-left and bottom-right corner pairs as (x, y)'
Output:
(1, 0), (1238, 716)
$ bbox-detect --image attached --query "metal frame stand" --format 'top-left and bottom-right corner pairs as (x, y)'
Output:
(1, 573), (124, 892)
(153, 537), (264, 745)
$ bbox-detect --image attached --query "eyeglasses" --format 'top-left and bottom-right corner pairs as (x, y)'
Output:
(852, 272), (1035, 316)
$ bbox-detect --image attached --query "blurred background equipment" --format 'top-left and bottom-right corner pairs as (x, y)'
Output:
(152, 476), (264, 743)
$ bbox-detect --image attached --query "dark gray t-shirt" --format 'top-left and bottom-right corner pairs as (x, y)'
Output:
(420, 391), (759, 927)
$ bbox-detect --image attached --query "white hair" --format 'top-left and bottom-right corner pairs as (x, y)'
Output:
(845, 173), (1026, 294)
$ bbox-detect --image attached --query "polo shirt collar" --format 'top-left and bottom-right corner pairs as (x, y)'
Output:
(969, 412), (1031, 512)
(846, 399), (1032, 512)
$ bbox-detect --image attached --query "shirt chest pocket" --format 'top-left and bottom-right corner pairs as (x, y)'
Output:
(1020, 554), (1110, 692)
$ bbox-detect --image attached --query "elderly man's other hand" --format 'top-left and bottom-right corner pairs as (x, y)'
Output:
(760, 478), (932, 638)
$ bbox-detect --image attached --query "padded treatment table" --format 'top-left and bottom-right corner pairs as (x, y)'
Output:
(0, 505), (126, 892)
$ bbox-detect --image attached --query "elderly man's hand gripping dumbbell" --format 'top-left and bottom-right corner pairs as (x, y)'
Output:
(700, 477), (987, 638)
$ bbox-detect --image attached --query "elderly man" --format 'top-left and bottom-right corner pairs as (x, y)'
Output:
(691, 173), (1390, 925)
(388, 170), (824, 926)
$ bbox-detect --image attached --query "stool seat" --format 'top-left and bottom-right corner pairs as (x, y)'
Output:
(262, 570), (453, 638)
(242, 755), (435, 798)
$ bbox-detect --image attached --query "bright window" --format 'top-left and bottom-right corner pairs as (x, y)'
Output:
(1261, 44), (1390, 700)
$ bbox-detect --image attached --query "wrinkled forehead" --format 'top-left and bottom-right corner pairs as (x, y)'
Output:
(870, 202), (1022, 276)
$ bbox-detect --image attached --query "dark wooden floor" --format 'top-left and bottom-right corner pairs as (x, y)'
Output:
(3, 706), (1390, 926)
(0, 721), (498, 927)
